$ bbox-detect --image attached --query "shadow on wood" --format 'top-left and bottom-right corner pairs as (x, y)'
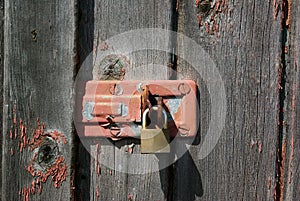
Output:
(74, 0), (94, 200)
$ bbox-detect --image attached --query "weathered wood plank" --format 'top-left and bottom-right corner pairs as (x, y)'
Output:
(174, 0), (282, 200)
(2, 0), (75, 200)
(75, 0), (176, 200)
(282, 0), (300, 200)
(0, 0), (3, 200)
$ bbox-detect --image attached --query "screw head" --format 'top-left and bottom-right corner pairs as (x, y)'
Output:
(178, 83), (191, 95)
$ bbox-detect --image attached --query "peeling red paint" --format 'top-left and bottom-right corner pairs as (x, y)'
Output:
(197, 15), (203, 27)
(195, 0), (231, 36)
(286, 0), (292, 28)
(49, 130), (67, 145)
(10, 118), (69, 201)
(205, 21), (210, 33)
(21, 156), (68, 200)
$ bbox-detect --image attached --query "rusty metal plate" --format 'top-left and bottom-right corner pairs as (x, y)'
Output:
(81, 80), (198, 139)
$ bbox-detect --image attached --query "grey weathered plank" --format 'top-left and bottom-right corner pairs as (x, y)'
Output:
(282, 0), (300, 200)
(174, 0), (282, 200)
(2, 0), (75, 200)
(75, 0), (176, 200)
(0, 0), (3, 200)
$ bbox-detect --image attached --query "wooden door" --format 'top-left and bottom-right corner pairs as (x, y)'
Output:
(1, 0), (299, 200)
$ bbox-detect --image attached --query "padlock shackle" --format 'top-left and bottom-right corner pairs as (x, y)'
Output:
(142, 106), (167, 129)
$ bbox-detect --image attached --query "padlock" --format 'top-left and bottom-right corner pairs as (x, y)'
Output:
(141, 106), (170, 153)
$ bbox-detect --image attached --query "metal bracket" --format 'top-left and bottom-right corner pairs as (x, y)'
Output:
(81, 80), (198, 139)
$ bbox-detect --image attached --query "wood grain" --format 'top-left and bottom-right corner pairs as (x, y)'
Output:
(175, 0), (282, 200)
(0, 0), (3, 200)
(282, 0), (300, 200)
(2, 0), (299, 200)
(2, 0), (75, 200)
(75, 0), (176, 200)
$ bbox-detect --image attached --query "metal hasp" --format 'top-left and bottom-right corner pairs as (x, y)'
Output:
(141, 106), (170, 153)
(81, 80), (198, 140)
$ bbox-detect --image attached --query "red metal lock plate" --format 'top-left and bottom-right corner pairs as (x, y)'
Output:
(81, 80), (198, 139)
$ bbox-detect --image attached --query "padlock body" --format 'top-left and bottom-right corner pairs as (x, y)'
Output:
(141, 129), (170, 153)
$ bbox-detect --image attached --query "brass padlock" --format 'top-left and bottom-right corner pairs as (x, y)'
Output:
(141, 106), (170, 154)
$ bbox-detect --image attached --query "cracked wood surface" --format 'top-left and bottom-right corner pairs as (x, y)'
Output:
(2, 0), (75, 200)
(281, 1), (300, 200)
(75, 0), (175, 200)
(175, 0), (281, 200)
(2, 0), (300, 201)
